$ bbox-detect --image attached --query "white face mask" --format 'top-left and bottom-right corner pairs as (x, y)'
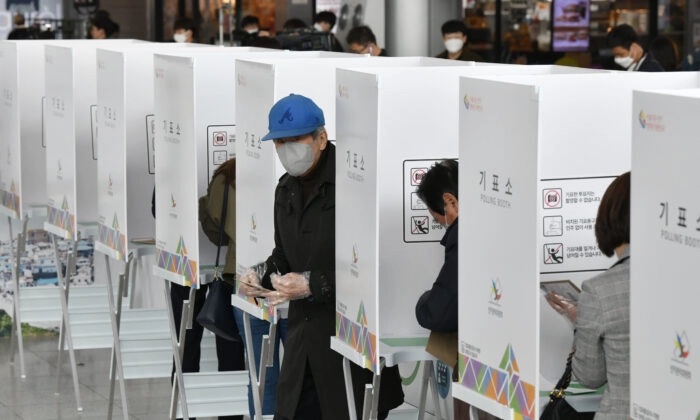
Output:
(173, 33), (187, 43)
(314, 23), (324, 32)
(246, 28), (258, 34)
(614, 55), (635, 69)
(444, 38), (464, 54)
(276, 141), (315, 176)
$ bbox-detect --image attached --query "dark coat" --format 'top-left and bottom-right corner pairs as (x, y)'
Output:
(261, 144), (403, 419)
(415, 218), (458, 333)
(436, 48), (483, 62)
(637, 53), (665, 72)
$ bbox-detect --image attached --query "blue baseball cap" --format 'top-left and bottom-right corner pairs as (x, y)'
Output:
(261, 94), (325, 141)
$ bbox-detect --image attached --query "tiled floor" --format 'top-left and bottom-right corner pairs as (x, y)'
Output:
(0, 335), (185, 420)
(0, 336), (426, 420)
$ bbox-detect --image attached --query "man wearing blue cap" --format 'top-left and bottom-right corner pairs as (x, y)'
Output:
(239, 94), (403, 419)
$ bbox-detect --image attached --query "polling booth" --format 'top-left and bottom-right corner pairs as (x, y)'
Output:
(42, 39), (143, 412)
(153, 47), (323, 419)
(0, 40), (50, 380)
(630, 88), (700, 419)
(454, 72), (700, 419)
(331, 64), (608, 420)
(94, 42), (220, 420)
(233, 56), (480, 417)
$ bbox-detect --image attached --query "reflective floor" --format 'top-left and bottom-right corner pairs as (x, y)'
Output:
(0, 335), (195, 420)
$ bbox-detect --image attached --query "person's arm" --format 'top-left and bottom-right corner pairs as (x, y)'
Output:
(415, 236), (458, 332)
(572, 281), (607, 388)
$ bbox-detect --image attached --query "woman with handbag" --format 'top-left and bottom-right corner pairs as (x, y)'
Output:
(545, 171), (631, 419)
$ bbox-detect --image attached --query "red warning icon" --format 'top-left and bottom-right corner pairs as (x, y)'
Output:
(543, 188), (562, 209)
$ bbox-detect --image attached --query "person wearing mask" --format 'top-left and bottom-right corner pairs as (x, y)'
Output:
(239, 94), (403, 419)
(607, 24), (663, 72)
(546, 171), (631, 419)
(173, 17), (196, 43)
(313, 10), (344, 52)
(240, 15), (260, 34)
(436, 20), (483, 62)
(346, 25), (388, 56)
(414, 160), (473, 418)
(89, 9), (120, 39)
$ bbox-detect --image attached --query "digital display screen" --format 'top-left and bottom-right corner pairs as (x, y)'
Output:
(552, 0), (590, 52)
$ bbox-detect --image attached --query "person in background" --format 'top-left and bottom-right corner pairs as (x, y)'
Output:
(281, 17), (308, 32)
(240, 15), (260, 34)
(649, 35), (680, 71)
(436, 19), (483, 62)
(607, 24), (663, 71)
(546, 171), (631, 419)
(239, 94), (403, 419)
(89, 9), (120, 39)
(7, 13), (33, 39)
(313, 10), (343, 52)
(346, 25), (388, 56)
(173, 17), (196, 43)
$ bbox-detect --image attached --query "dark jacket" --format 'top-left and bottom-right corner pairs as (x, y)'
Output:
(637, 53), (664, 72)
(261, 144), (403, 419)
(416, 218), (458, 332)
(436, 48), (483, 62)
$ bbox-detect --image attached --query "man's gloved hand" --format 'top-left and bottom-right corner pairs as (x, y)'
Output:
(265, 272), (311, 305)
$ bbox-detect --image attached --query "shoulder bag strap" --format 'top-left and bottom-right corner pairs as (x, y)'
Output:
(214, 179), (229, 277)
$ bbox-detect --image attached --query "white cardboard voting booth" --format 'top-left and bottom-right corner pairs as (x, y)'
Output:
(95, 43), (210, 262)
(234, 56), (466, 322)
(151, 48), (311, 288)
(331, 65), (604, 374)
(630, 89), (700, 420)
(43, 41), (139, 240)
(455, 72), (700, 419)
(0, 41), (47, 221)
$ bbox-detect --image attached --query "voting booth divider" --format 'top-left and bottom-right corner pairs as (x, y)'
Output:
(152, 47), (321, 420)
(40, 40), (150, 412)
(0, 40), (51, 380)
(454, 72), (700, 420)
(630, 88), (700, 419)
(94, 42), (222, 420)
(234, 55), (472, 420)
(331, 64), (605, 420)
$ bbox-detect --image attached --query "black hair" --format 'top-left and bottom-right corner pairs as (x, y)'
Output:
(282, 18), (308, 32)
(346, 25), (376, 46)
(441, 19), (467, 36)
(314, 11), (337, 28)
(595, 171), (630, 257)
(91, 9), (119, 38)
(416, 160), (458, 216)
(240, 15), (260, 29)
(174, 17), (196, 33)
(607, 24), (637, 50)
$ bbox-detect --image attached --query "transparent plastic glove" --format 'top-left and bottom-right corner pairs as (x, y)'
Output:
(265, 271), (311, 305)
(237, 263), (268, 297)
(545, 291), (578, 323)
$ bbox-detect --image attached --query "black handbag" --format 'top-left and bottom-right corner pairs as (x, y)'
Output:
(196, 182), (241, 342)
(540, 349), (595, 420)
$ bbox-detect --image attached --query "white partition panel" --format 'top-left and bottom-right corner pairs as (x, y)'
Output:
(94, 44), (212, 261)
(152, 48), (284, 287)
(630, 89), (700, 420)
(334, 64), (600, 375)
(0, 41), (47, 219)
(456, 72), (700, 419)
(43, 41), (138, 239)
(234, 56), (465, 322)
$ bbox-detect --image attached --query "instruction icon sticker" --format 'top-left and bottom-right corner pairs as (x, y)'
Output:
(544, 243), (564, 264)
(543, 188), (562, 209)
